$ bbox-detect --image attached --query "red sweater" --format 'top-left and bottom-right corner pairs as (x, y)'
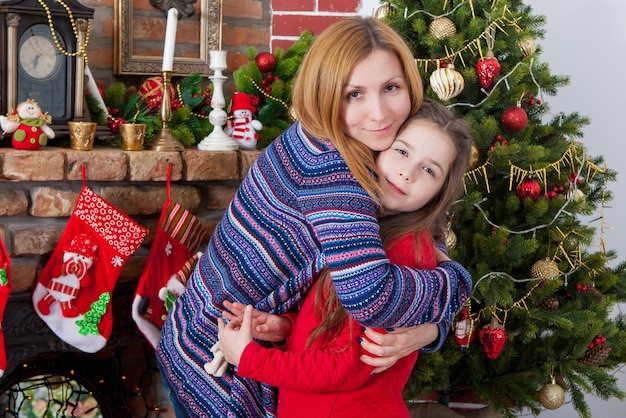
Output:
(237, 230), (437, 417)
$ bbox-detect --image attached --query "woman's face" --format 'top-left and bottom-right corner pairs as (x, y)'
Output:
(340, 49), (411, 151)
(376, 119), (455, 215)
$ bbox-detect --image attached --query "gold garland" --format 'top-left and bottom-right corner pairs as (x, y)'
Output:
(414, 10), (521, 72)
(37, 0), (91, 66)
(244, 75), (290, 112)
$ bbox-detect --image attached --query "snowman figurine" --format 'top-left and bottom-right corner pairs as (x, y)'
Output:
(225, 92), (262, 150)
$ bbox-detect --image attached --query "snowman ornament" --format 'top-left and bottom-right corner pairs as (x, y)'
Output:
(225, 92), (262, 150)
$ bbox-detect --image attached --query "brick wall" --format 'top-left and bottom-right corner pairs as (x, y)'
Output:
(82, 0), (364, 87)
(1, 147), (260, 292)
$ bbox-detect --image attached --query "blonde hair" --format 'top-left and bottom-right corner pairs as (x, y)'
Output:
(292, 16), (424, 201)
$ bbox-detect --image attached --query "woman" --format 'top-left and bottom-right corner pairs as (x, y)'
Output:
(157, 17), (471, 417)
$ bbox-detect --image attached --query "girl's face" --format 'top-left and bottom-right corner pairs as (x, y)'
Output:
(340, 49), (411, 151)
(376, 120), (455, 215)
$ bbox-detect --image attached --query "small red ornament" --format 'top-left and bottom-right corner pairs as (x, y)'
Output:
(454, 308), (475, 349)
(139, 76), (176, 111)
(255, 51), (277, 73)
(516, 177), (541, 200)
(475, 54), (500, 89)
(501, 106), (528, 132)
(479, 318), (507, 360)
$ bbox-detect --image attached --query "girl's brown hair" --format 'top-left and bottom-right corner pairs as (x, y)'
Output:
(307, 98), (474, 349)
(292, 16), (424, 202)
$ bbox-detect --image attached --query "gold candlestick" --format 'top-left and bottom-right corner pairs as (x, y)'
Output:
(150, 71), (184, 151)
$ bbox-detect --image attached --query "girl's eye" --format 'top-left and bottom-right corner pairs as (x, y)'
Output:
(395, 148), (408, 156)
(423, 166), (436, 176)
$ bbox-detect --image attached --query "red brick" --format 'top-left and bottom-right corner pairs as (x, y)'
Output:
(318, 0), (360, 12)
(272, 0), (315, 11)
(10, 263), (37, 292)
(206, 185), (238, 210)
(223, 0), (264, 19)
(272, 15), (344, 37)
(224, 26), (270, 48)
(0, 190), (28, 216)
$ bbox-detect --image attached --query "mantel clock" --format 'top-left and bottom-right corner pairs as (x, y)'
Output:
(0, 0), (94, 135)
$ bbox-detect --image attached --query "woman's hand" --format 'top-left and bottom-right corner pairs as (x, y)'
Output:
(217, 304), (254, 366)
(359, 323), (439, 374)
(222, 300), (292, 342)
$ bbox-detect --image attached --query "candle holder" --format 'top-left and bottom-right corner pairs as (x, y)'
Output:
(198, 51), (239, 151)
(150, 71), (185, 151)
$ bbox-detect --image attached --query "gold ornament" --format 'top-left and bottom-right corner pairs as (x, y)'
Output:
(430, 64), (464, 101)
(470, 142), (480, 168)
(374, 3), (395, 20)
(518, 37), (536, 58)
(566, 188), (585, 202)
(429, 17), (457, 39)
(538, 378), (565, 410)
(530, 258), (561, 282)
(445, 228), (457, 250)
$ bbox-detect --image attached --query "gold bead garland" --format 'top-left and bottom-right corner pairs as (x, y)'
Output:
(244, 75), (290, 113)
(37, 0), (91, 66)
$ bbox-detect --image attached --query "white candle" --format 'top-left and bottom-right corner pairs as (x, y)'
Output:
(84, 66), (107, 114)
(162, 8), (179, 71)
(209, 50), (228, 69)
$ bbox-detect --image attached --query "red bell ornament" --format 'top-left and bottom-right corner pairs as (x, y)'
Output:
(516, 177), (541, 200)
(501, 105), (528, 132)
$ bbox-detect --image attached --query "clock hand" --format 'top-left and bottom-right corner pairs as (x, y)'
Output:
(33, 55), (40, 69)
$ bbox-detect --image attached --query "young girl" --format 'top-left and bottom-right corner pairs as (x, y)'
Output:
(217, 98), (473, 417)
(157, 17), (472, 417)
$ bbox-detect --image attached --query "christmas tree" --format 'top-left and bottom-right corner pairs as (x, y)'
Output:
(374, 1), (626, 417)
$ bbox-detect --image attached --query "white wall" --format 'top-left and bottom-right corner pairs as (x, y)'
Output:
(361, 1), (626, 416)
(524, 1), (626, 416)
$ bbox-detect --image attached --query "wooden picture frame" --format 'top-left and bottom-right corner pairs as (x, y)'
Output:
(114, 0), (221, 76)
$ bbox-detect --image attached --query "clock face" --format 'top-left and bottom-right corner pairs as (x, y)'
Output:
(18, 26), (62, 81)
(19, 34), (61, 80)
(16, 24), (68, 120)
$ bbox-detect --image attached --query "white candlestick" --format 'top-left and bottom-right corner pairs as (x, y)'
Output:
(162, 8), (179, 71)
(209, 50), (228, 70)
(84, 66), (107, 114)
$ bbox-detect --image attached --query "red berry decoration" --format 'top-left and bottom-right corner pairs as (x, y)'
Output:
(501, 105), (528, 132)
(475, 54), (501, 89)
(516, 177), (541, 200)
(255, 51), (277, 73)
(479, 318), (508, 360)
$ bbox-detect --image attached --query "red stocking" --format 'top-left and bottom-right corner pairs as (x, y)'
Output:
(132, 165), (207, 348)
(32, 165), (148, 353)
(0, 237), (11, 377)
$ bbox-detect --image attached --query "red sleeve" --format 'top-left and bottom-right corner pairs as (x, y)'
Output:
(237, 318), (374, 392)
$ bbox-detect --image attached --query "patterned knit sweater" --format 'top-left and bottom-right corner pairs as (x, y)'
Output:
(156, 122), (472, 417)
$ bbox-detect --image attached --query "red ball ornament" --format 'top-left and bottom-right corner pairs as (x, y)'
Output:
(479, 319), (508, 360)
(475, 56), (500, 89)
(255, 51), (277, 73)
(139, 76), (176, 110)
(501, 106), (528, 132)
(516, 177), (541, 200)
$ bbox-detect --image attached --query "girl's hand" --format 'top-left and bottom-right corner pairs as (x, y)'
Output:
(359, 323), (439, 374)
(435, 248), (451, 263)
(217, 304), (254, 366)
(222, 300), (292, 342)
